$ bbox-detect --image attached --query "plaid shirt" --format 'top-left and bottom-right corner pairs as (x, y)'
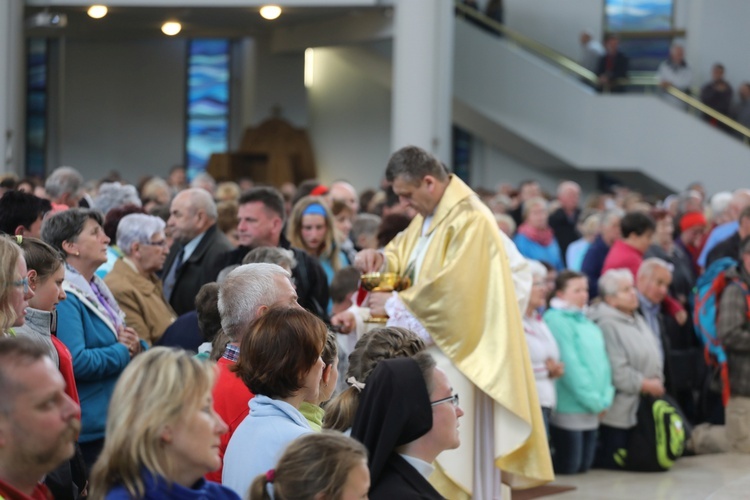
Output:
(222, 343), (240, 363)
(718, 267), (750, 397)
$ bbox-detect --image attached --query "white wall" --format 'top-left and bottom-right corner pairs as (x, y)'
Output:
(59, 39), (186, 183)
(0, 0), (25, 175)
(504, 0), (603, 62)
(308, 47), (392, 189)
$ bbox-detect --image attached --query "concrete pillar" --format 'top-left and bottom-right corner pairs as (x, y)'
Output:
(391, 0), (454, 163)
(0, 0), (25, 175)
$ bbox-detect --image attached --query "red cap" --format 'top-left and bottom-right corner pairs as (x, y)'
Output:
(679, 211), (707, 232)
(310, 185), (329, 196)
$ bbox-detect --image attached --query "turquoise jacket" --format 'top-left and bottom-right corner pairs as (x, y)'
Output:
(543, 307), (615, 414)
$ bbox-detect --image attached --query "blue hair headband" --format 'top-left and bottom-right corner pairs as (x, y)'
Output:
(302, 203), (327, 217)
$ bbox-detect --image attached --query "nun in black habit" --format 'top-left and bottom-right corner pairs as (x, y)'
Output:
(351, 354), (459, 500)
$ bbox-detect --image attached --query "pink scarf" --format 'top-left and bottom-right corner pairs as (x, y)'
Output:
(517, 222), (554, 247)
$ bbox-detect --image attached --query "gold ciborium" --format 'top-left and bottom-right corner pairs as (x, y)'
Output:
(360, 272), (411, 323)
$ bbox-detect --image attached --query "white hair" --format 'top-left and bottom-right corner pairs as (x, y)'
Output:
(637, 257), (673, 280)
(94, 182), (142, 216)
(177, 187), (218, 220)
(218, 263), (291, 341)
(45, 166), (83, 200)
(527, 259), (547, 280)
(116, 214), (166, 255)
(598, 268), (634, 298)
(557, 181), (581, 197)
(190, 172), (216, 192)
(710, 192), (733, 217)
(522, 196), (548, 219)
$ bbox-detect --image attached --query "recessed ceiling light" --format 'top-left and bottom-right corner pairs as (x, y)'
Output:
(87, 5), (107, 19)
(260, 5), (282, 20)
(161, 21), (182, 36)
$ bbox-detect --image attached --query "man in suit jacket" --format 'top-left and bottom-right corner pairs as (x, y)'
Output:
(597, 34), (629, 93)
(163, 188), (233, 315)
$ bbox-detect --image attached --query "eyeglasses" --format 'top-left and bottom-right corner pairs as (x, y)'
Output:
(11, 277), (30, 295)
(430, 393), (459, 408)
(143, 240), (167, 248)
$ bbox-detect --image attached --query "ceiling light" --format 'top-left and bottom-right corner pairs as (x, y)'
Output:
(87, 5), (107, 19)
(161, 21), (181, 36)
(260, 5), (282, 20)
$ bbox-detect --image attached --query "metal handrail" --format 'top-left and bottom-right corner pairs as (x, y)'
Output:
(453, 1), (750, 143)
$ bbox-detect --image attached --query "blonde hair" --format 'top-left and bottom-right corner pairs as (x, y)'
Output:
(0, 236), (23, 333)
(323, 327), (424, 432)
(287, 196), (341, 271)
(88, 348), (216, 499)
(248, 431), (367, 500)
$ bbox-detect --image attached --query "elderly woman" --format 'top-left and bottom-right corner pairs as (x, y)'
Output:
(104, 213), (177, 345)
(513, 197), (564, 270)
(222, 307), (327, 497)
(588, 268), (664, 469)
(523, 260), (563, 436)
(351, 353), (463, 499)
(42, 208), (145, 467)
(89, 348), (239, 499)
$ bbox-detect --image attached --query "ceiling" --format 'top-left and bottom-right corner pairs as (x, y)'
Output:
(24, 5), (385, 40)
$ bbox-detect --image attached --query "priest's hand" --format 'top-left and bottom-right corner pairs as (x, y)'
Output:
(331, 311), (356, 334)
(366, 292), (390, 317)
(354, 249), (384, 273)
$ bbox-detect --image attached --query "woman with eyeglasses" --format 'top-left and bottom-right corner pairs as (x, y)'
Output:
(351, 353), (463, 499)
(523, 260), (563, 437)
(103, 213), (177, 345)
(42, 208), (147, 469)
(0, 235), (35, 335)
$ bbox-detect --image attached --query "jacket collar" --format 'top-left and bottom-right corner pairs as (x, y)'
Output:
(423, 175), (475, 236)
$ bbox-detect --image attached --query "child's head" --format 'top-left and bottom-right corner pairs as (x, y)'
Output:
(17, 237), (66, 312)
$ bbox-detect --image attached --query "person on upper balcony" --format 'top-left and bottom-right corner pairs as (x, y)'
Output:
(579, 30), (604, 73)
(596, 34), (629, 93)
(732, 82), (750, 131)
(658, 43), (692, 108)
(700, 63), (733, 128)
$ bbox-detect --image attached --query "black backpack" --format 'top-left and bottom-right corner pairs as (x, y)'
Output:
(614, 394), (688, 472)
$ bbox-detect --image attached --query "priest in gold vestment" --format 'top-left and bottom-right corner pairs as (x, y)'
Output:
(355, 146), (553, 499)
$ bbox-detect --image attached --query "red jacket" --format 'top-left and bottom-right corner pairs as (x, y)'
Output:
(50, 335), (80, 406)
(0, 478), (53, 500)
(206, 357), (254, 483)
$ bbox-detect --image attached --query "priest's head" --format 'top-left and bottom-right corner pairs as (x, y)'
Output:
(386, 146), (450, 218)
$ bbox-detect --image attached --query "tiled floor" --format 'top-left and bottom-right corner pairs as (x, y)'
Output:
(549, 453), (750, 499)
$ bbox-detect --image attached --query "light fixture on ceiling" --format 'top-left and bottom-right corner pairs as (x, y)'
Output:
(87, 5), (107, 19)
(161, 21), (182, 36)
(260, 5), (282, 20)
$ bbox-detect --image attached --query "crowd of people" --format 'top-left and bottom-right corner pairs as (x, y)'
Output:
(0, 150), (748, 499)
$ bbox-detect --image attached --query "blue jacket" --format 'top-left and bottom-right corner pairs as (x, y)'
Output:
(543, 308), (614, 415)
(56, 291), (131, 443)
(105, 471), (240, 499)
(513, 233), (564, 270)
(580, 235), (611, 298)
(222, 395), (312, 497)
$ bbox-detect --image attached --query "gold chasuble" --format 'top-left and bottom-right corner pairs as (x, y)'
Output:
(384, 175), (553, 496)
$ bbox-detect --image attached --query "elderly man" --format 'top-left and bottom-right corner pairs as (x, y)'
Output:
(162, 187), (232, 315)
(207, 263), (300, 483)
(355, 146), (552, 498)
(691, 237), (750, 454)
(0, 337), (81, 500)
(657, 43), (692, 108)
(329, 180), (359, 214)
(699, 189), (750, 268)
(44, 166), (84, 208)
(219, 187), (329, 320)
(548, 180), (582, 263)
(0, 191), (51, 238)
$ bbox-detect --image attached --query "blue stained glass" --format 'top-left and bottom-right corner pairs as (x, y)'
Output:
(185, 39), (230, 180)
(25, 38), (47, 177)
(606, 0), (673, 32)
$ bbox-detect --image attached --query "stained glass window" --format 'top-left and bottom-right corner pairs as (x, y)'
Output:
(26, 38), (48, 177)
(186, 39), (230, 181)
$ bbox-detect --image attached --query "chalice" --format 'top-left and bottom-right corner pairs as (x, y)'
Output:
(360, 272), (411, 323)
